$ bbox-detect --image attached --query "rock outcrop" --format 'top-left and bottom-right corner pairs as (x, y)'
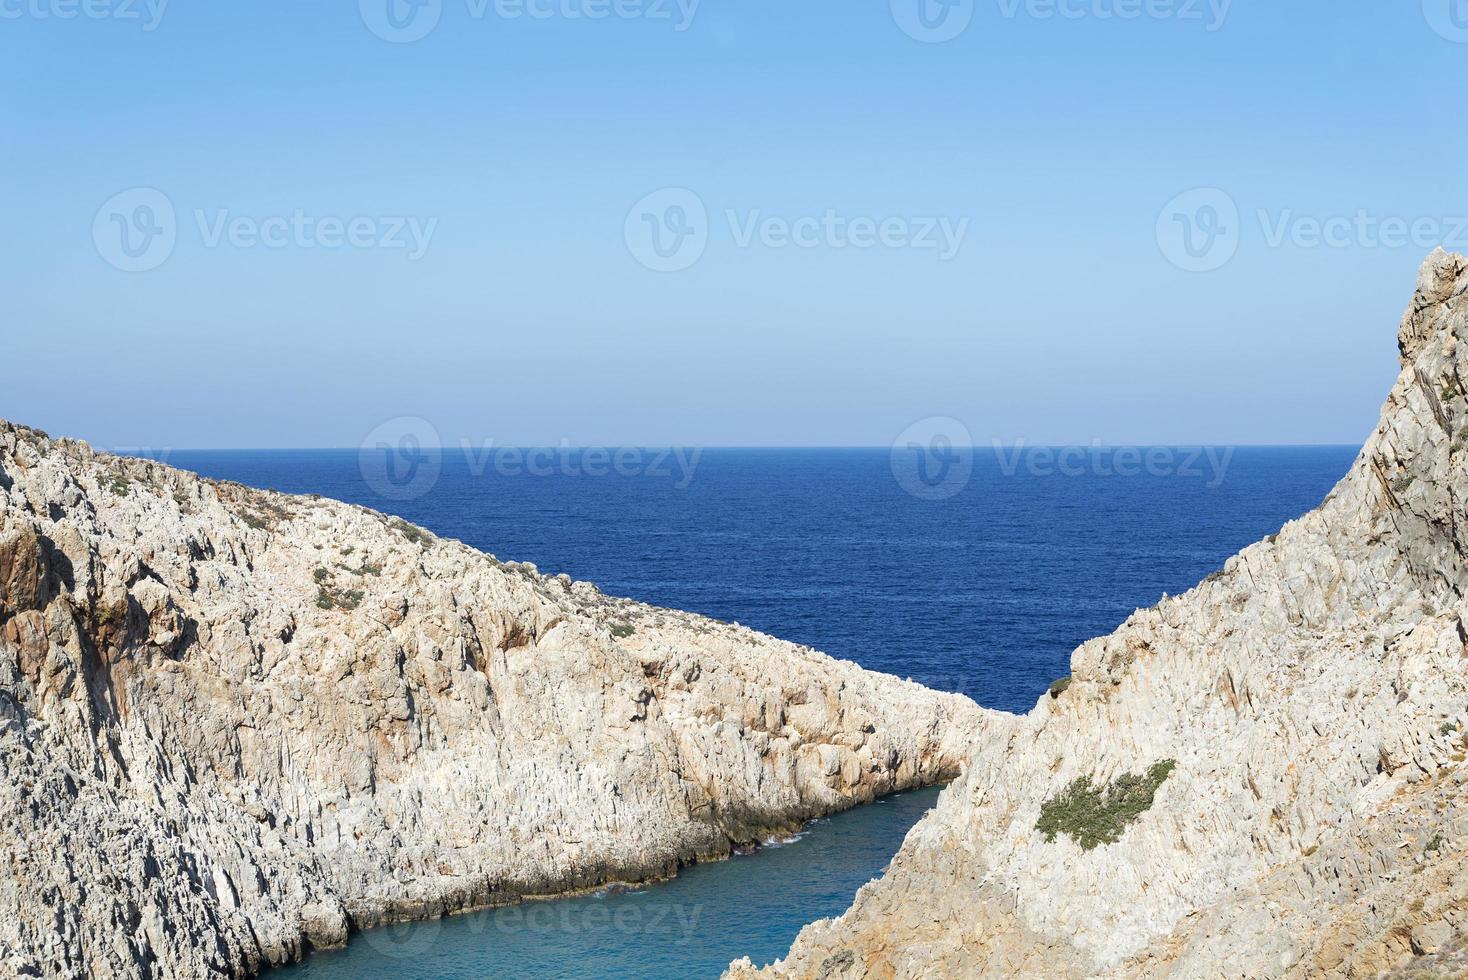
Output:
(0, 416), (989, 978)
(729, 251), (1468, 978)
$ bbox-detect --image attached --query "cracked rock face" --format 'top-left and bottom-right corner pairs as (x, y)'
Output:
(728, 250), (1468, 979)
(0, 417), (989, 978)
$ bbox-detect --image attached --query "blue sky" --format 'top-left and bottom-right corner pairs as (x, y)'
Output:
(3, 1), (1466, 449)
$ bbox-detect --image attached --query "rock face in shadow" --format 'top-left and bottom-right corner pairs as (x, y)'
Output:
(728, 250), (1468, 979)
(0, 420), (992, 978)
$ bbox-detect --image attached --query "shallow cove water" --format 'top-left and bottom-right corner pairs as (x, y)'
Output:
(156, 446), (1357, 977)
(270, 788), (941, 979)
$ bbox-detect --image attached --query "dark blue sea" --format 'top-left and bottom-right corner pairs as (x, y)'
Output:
(151, 445), (1356, 979)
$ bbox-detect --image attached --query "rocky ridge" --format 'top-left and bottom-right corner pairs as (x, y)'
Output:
(0, 414), (990, 978)
(728, 252), (1468, 978)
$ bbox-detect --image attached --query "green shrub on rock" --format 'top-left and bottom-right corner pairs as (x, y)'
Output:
(1036, 759), (1177, 850)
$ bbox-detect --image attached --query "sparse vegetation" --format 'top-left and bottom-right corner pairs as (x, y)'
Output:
(1426, 831), (1445, 854)
(103, 472), (131, 497)
(313, 567), (365, 611)
(1036, 759), (1178, 850)
(610, 622), (635, 639)
(1442, 721), (1460, 737)
(316, 587), (364, 611)
(1048, 676), (1072, 699)
(390, 518), (430, 547)
(240, 499), (293, 532)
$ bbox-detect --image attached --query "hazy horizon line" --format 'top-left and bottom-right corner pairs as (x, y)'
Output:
(107, 443), (1364, 453)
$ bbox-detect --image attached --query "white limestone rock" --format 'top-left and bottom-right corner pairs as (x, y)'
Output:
(0, 417), (992, 978)
(727, 250), (1468, 979)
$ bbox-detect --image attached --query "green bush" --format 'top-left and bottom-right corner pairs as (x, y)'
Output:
(390, 518), (430, 547)
(1036, 759), (1177, 850)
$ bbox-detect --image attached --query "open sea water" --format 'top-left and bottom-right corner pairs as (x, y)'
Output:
(156, 445), (1356, 979)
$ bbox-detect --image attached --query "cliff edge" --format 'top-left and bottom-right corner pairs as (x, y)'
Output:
(729, 253), (1468, 978)
(0, 414), (993, 977)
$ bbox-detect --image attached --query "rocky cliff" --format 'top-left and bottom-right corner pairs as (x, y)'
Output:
(0, 418), (989, 978)
(729, 253), (1468, 979)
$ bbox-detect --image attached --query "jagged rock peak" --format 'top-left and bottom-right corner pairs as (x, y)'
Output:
(730, 252), (1468, 979)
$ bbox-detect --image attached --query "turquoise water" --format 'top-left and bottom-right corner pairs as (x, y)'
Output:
(271, 788), (940, 979)
(169, 447), (1357, 977)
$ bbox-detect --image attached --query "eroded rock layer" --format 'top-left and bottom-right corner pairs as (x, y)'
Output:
(730, 253), (1468, 979)
(0, 417), (989, 978)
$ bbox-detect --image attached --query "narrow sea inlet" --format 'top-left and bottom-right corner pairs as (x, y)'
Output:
(168, 446), (1355, 977)
(270, 788), (941, 979)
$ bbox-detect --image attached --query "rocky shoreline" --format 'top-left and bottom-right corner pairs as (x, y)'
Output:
(729, 252), (1468, 978)
(0, 417), (993, 978)
(10, 254), (1468, 979)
